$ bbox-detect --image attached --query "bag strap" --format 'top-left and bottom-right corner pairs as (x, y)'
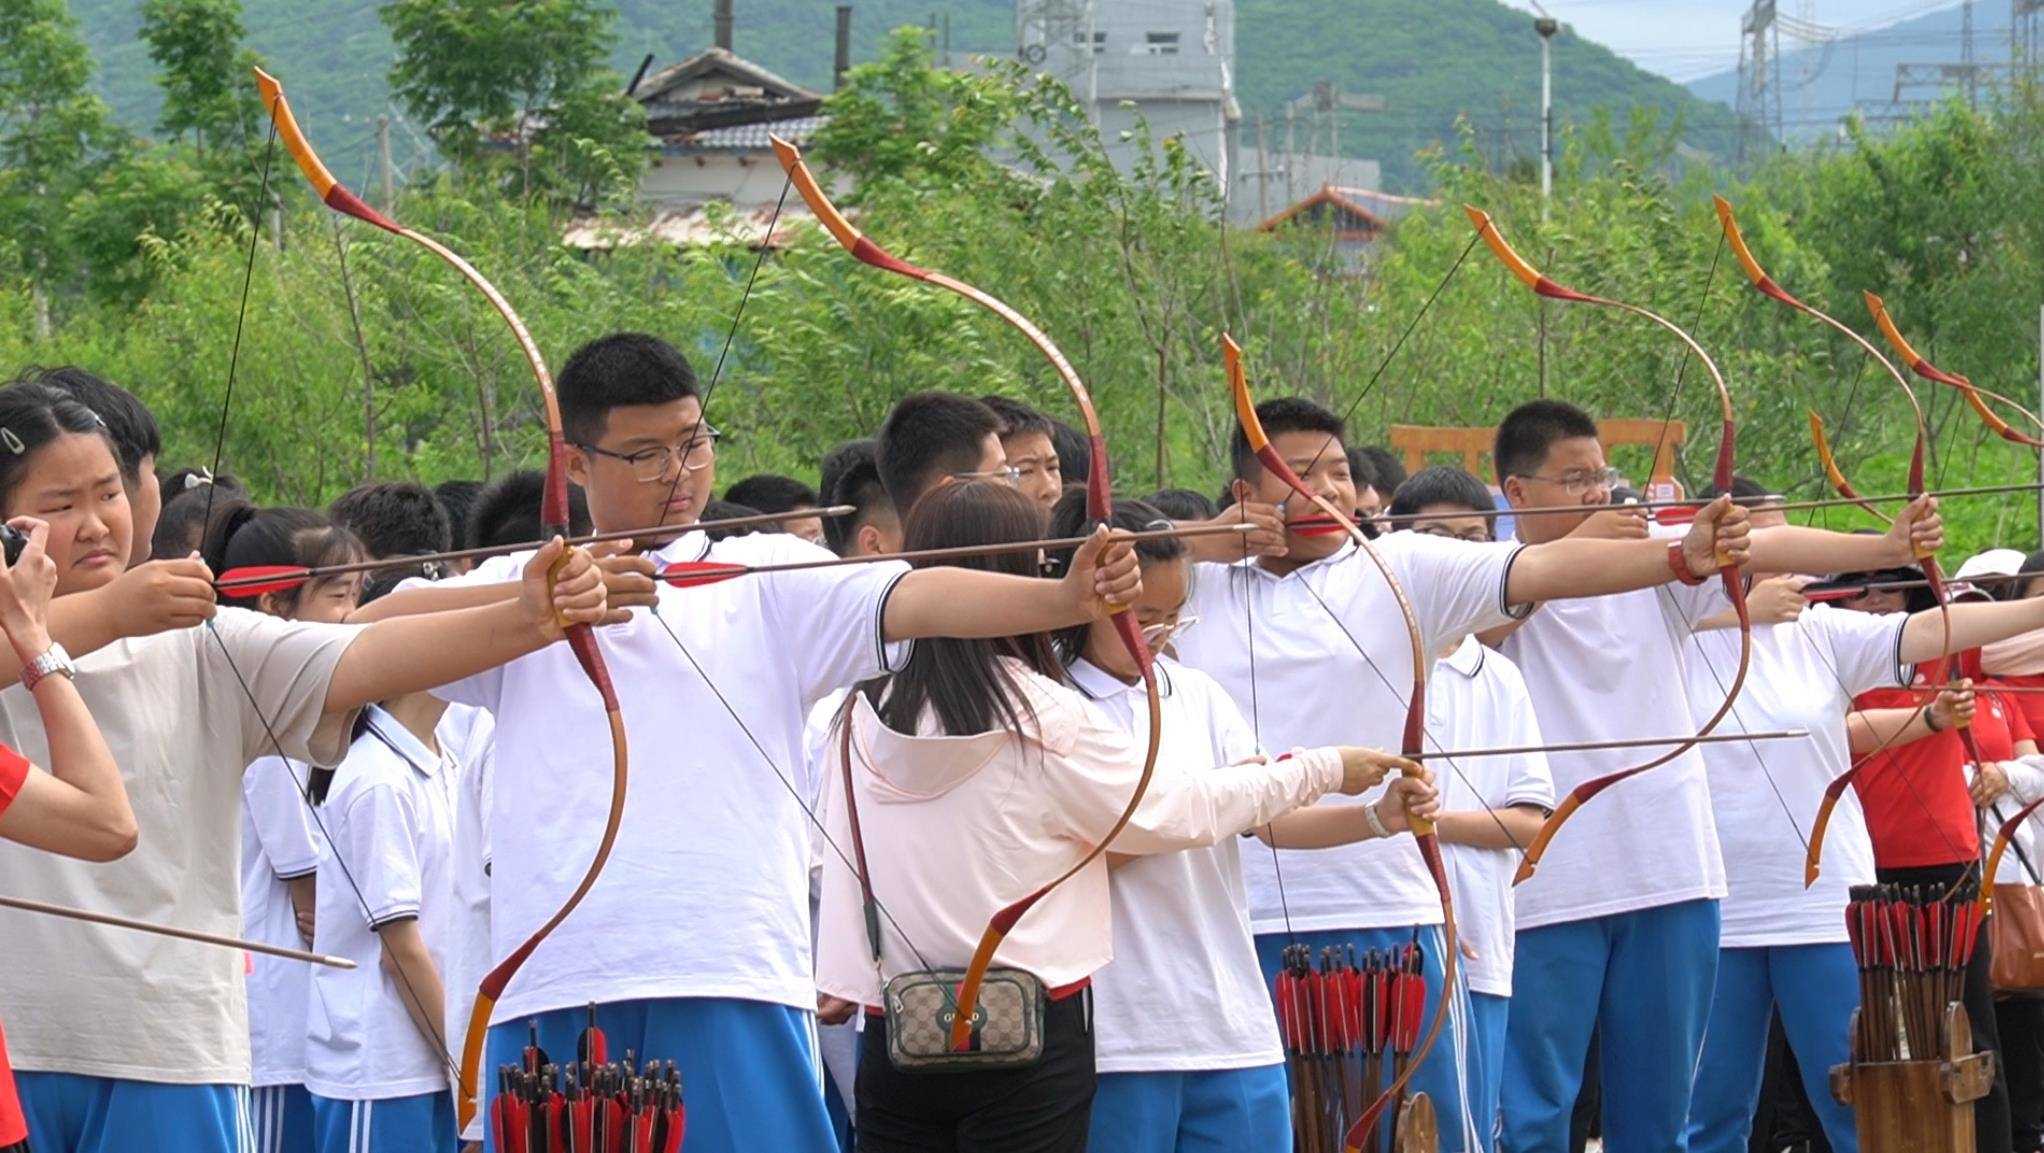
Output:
(838, 694), (886, 967)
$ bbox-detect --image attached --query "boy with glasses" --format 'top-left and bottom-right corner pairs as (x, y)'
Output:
(360, 334), (1145, 1153)
(981, 396), (1066, 521)
(1491, 399), (1945, 1153)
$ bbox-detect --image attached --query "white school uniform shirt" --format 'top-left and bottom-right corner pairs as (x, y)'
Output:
(0, 609), (359, 1084)
(1071, 657), (1285, 1073)
(306, 708), (460, 1100)
(1503, 527), (1731, 930)
(1426, 638), (1556, 997)
(814, 660), (1347, 1007)
(1173, 534), (1527, 934)
(437, 704), (494, 1142)
(433, 530), (909, 1023)
(242, 755), (327, 1088)
(1990, 756), (2044, 886)
(1684, 605), (1908, 947)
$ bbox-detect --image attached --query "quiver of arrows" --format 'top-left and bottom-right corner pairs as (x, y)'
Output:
(1845, 881), (1980, 1064)
(490, 1010), (685, 1153)
(1274, 940), (1426, 1153)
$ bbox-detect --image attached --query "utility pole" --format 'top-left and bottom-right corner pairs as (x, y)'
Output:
(1530, 2), (1559, 215)
(1255, 113), (1270, 221)
(835, 6), (853, 90)
(377, 114), (394, 209)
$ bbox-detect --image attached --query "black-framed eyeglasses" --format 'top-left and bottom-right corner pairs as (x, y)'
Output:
(1513, 466), (1620, 496)
(578, 428), (720, 483)
(1414, 524), (1492, 544)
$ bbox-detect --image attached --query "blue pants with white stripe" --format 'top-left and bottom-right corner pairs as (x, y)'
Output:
(1501, 898), (1720, 1153)
(483, 996), (832, 1153)
(1685, 943), (1859, 1153)
(310, 1091), (454, 1153)
(248, 1084), (313, 1153)
(15, 1073), (245, 1153)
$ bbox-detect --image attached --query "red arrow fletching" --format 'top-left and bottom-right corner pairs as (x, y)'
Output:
(215, 565), (313, 598)
(656, 562), (751, 588)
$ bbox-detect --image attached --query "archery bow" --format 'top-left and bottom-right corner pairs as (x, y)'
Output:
(766, 134), (1161, 1052)
(1464, 206), (1752, 884)
(1711, 197), (1975, 888)
(1868, 292), (2044, 449)
(1224, 335), (1451, 1153)
(254, 69), (628, 1131)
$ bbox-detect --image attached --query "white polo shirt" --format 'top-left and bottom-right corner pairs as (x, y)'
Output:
(1686, 605), (1907, 947)
(1174, 534), (1526, 933)
(437, 704), (494, 1141)
(1503, 533), (1731, 929)
(1427, 638), (1556, 996)
(433, 530), (908, 1022)
(1072, 657), (1284, 1073)
(0, 609), (359, 1084)
(306, 709), (458, 1099)
(241, 755), (326, 1088)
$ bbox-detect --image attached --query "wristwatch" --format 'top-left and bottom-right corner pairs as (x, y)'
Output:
(20, 643), (75, 693)
(1667, 540), (1708, 587)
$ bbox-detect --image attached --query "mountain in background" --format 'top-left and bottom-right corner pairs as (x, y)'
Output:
(70, 0), (1739, 195)
(1686, 2), (2017, 144)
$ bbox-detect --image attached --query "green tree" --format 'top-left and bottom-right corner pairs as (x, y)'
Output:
(140, 0), (261, 159)
(0, 0), (116, 335)
(381, 0), (646, 206)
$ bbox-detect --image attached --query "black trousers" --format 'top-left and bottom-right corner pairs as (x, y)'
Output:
(1997, 994), (2044, 1152)
(1880, 862), (2014, 1153)
(856, 991), (1097, 1153)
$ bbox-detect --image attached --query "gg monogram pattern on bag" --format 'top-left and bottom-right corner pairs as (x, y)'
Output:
(885, 968), (1045, 1070)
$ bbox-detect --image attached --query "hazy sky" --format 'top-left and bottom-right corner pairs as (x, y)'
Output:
(1498, 0), (1969, 82)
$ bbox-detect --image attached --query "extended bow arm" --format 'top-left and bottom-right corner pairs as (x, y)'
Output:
(1713, 197), (1978, 888)
(254, 69), (629, 1132)
(1223, 337), (1453, 1152)
(768, 135), (1161, 1052)
(1464, 206), (1752, 884)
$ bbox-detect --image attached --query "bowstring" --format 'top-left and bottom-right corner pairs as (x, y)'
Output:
(203, 103), (463, 1088)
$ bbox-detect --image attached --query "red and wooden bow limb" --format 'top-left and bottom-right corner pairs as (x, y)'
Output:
(1983, 793), (2044, 916)
(1222, 336), (1453, 1153)
(1712, 197), (1978, 888)
(1464, 206), (1751, 884)
(768, 134), (1161, 1051)
(254, 69), (629, 1131)
(1868, 292), (2044, 449)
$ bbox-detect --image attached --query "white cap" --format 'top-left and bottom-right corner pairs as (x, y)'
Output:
(1956, 548), (2026, 582)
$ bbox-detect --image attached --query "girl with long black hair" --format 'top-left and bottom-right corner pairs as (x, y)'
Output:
(815, 482), (1426, 1153)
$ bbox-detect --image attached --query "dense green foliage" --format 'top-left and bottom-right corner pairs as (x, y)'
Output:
(3, 22), (2040, 557)
(65, 0), (1737, 194)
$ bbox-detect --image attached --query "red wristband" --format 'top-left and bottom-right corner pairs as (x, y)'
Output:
(1667, 540), (1707, 586)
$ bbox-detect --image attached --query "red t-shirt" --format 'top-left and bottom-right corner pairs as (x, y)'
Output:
(1852, 667), (2031, 870)
(1990, 673), (2044, 740)
(0, 745), (30, 1145)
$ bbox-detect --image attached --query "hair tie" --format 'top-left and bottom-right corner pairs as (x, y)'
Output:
(183, 469), (214, 491)
(0, 429), (23, 455)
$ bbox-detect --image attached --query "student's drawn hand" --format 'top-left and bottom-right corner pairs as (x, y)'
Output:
(1225, 500), (1289, 558)
(1889, 494), (1943, 562)
(1374, 774), (1441, 833)
(588, 541), (657, 613)
(1933, 680), (1976, 732)
(817, 992), (858, 1026)
(1746, 575), (1810, 626)
(1568, 503), (1650, 541)
(1332, 747), (1422, 796)
(523, 538), (609, 640)
(1681, 495), (1751, 578)
(0, 518), (58, 655)
(1064, 525), (1143, 619)
(110, 555), (217, 637)
(1972, 760), (2011, 808)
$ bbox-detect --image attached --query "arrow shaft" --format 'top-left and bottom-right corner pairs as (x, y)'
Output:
(1414, 728), (1808, 762)
(0, 893), (355, 968)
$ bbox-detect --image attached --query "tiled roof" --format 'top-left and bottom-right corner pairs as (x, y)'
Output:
(660, 114), (829, 153)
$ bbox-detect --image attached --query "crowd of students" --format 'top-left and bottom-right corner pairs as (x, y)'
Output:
(0, 330), (2039, 1153)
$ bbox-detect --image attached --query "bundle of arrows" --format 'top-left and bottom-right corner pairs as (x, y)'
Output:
(490, 1012), (684, 1153)
(1273, 940), (1426, 1153)
(1846, 880), (1981, 1064)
